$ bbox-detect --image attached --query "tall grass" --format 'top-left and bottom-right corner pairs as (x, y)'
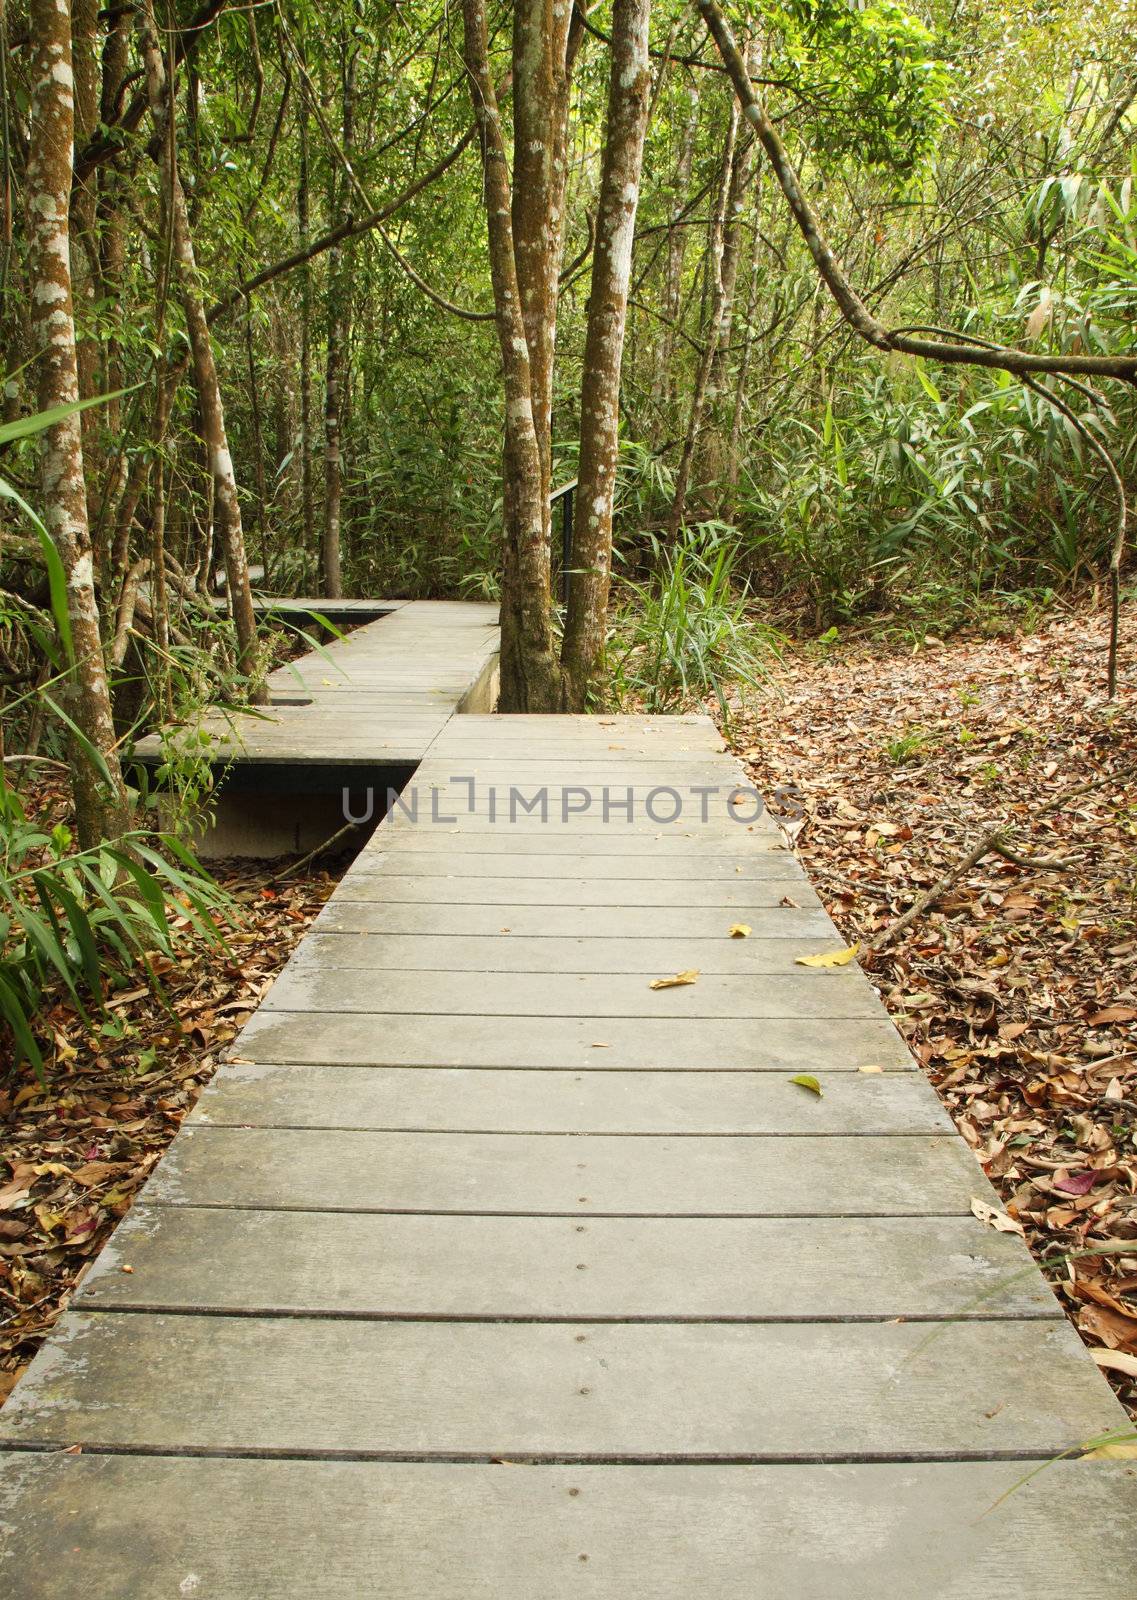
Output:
(611, 522), (780, 716)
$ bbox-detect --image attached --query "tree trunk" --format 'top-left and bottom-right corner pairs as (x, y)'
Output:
(70, 0), (101, 523)
(137, 0), (263, 699)
(323, 267), (345, 598)
(298, 104), (316, 583)
(667, 92), (738, 536)
(26, 0), (129, 846)
(322, 35), (355, 600)
(651, 82), (700, 436)
(510, 0), (578, 505)
(461, 0), (564, 712)
(725, 169), (763, 509)
(561, 0), (653, 708)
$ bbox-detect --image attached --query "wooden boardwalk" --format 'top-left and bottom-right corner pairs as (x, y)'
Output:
(134, 598), (501, 770)
(132, 598), (500, 855)
(2, 713), (1134, 1594)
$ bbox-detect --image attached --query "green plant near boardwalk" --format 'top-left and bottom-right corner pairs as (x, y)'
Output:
(0, 760), (234, 1076)
(612, 523), (781, 717)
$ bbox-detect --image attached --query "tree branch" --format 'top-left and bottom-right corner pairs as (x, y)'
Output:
(696, 0), (1137, 386)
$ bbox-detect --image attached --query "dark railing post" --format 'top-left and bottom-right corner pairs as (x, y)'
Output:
(561, 485), (574, 609)
(550, 478), (578, 610)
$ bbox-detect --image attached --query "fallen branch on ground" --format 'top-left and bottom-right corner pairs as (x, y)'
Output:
(867, 766), (1134, 953)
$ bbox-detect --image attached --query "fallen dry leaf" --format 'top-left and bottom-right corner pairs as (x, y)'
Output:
(649, 969), (700, 990)
(795, 944), (860, 969)
(729, 924), (752, 939)
(1090, 1349), (1137, 1380)
(970, 1197), (1025, 1236)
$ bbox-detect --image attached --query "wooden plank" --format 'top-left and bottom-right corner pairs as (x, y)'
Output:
(78, 1208), (1058, 1320)
(234, 1010), (915, 1070)
(331, 876), (819, 908)
(145, 1128), (984, 1214)
(260, 969), (882, 1020)
(369, 817), (789, 839)
(2, 1456), (1133, 1599)
(286, 932), (870, 976)
(0, 1313), (1122, 1457)
(190, 1063), (942, 1133)
(365, 828), (788, 854)
(313, 902), (834, 939)
(346, 851), (798, 880)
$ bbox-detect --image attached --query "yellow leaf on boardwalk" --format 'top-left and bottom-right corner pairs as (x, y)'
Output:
(649, 969), (700, 990)
(729, 924), (752, 939)
(795, 944), (859, 968)
(790, 1074), (823, 1097)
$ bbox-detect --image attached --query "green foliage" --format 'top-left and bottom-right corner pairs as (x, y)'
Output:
(611, 523), (780, 715)
(0, 772), (234, 1077)
(761, 0), (953, 173)
(884, 725), (930, 764)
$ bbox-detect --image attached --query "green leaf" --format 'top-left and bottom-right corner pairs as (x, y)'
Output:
(790, 1074), (823, 1097)
(0, 969), (44, 1079)
(0, 388), (137, 448)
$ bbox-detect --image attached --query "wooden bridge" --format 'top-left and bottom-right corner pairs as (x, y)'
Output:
(1, 608), (1133, 1593)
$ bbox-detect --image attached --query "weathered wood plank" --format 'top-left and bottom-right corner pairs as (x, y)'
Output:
(366, 828), (787, 854)
(3, 1456), (1133, 1600)
(347, 851), (797, 880)
(234, 1010), (914, 1070)
(190, 1063), (941, 1133)
(78, 1208), (1058, 1319)
(313, 901), (834, 939)
(0, 1314), (1121, 1457)
(331, 875), (819, 907)
(145, 1127), (984, 1214)
(286, 932), (869, 976)
(261, 968), (881, 1020)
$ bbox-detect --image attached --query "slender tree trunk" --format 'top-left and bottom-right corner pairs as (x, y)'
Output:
(651, 82), (699, 437)
(725, 172), (763, 508)
(561, 0), (653, 709)
(70, 0), (100, 524)
(323, 271), (345, 597)
(510, 0), (579, 505)
(137, 0), (263, 698)
(95, 11), (131, 549)
(461, 0), (564, 711)
(298, 104), (316, 582)
(322, 36), (355, 599)
(0, 0), (23, 425)
(667, 93), (738, 536)
(246, 313), (271, 584)
(27, 0), (129, 846)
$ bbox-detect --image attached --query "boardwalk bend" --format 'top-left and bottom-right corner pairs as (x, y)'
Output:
(1, 601), (1134, 1594)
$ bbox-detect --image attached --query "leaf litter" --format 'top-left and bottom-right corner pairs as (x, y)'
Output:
(720, 599), (1137, 1418)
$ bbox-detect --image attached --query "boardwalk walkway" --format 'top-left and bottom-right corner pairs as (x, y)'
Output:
(2, 713), (1134, 1593)
(138, 599), (500, 769)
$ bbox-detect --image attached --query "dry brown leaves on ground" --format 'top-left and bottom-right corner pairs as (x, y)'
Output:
(724, 599), (1137, 1418)
(0, 858), (334, 1403)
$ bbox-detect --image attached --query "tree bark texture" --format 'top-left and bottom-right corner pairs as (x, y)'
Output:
(26, 0), (129, 845)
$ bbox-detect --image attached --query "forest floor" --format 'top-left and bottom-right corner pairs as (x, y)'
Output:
(724, 595), (1137, 1419)
(0, 849), (334, 1404)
